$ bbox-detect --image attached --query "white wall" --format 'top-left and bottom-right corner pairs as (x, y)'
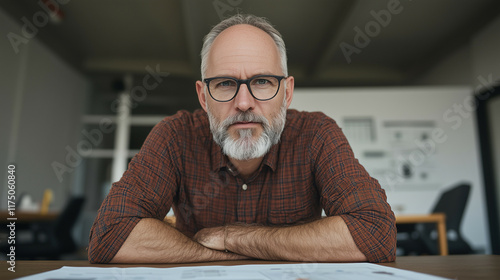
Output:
(0, 8), (90, 210)
(291, 86), (489, 253)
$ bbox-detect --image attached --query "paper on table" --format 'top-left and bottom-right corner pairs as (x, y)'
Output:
(15, 263), (451, 280)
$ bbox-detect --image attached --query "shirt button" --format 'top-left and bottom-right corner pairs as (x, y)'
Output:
(242, 184), (248, 191)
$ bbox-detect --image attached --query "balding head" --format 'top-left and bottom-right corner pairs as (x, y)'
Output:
(200, 14), (288, 80)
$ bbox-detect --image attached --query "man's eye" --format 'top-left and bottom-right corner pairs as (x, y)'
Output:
(217, 80), (236, 87)
(255, 79), (269, 85)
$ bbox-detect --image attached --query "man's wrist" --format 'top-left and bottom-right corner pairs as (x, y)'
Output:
(223, 223), (255, 255)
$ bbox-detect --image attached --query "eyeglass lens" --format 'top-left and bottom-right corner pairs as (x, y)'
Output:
(208, 76), (280, 101)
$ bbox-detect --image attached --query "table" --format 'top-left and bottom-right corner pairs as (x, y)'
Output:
(0, 211), (59, 235)
(1, 255), (499, 280)
(396, 213), (448, 255)
(0, 212), (58, 222)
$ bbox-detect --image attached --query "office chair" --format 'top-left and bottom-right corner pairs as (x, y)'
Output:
(2, 196), (85, 260)
(397, 183), (474, 255)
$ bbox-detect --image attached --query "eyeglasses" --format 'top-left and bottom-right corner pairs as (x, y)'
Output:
(204, 75), (286, 102)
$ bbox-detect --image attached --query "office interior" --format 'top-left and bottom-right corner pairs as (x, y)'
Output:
(1, 0), (499, 260)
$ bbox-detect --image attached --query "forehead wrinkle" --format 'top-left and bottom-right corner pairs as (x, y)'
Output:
(209, 58), (279, 78)
(211, 43), (276, 64)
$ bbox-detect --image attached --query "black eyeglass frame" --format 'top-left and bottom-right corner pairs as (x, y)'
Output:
(203, 74), (287, 102)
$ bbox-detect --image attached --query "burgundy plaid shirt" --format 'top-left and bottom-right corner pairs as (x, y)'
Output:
(89, 109), (396, 263)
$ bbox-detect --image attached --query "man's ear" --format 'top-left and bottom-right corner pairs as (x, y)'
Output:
(196, 80), (208, 112)
(284, 76), (295, 109)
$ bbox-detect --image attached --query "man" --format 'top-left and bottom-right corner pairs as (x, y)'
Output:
(88, 14), (396, 264)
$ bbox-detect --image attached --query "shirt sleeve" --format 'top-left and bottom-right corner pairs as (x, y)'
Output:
(311, 116), (396, 263)
(88, 119), (180, 263)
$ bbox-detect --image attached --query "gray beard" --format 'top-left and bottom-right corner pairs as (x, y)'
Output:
(207, 97), (287, 161)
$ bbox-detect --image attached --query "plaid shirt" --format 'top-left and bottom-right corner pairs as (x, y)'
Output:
(89, 109), (396, 263)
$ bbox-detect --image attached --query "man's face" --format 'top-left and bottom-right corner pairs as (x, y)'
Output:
(196, 24), (294, 160)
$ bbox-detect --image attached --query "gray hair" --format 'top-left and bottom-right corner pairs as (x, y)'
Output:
(200, 14), (288, 80)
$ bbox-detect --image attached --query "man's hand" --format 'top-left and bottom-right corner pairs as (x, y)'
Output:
(193, 217), (367, 262)
(193, 226), (226, 251)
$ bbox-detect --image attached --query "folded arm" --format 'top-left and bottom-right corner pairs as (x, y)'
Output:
(109, 218), (248, 263)
(194, 216), (366, 262)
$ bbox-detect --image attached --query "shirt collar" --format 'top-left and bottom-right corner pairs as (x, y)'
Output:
(262, 143), (279, 172)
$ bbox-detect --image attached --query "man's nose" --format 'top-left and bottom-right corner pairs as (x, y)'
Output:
(234, 83), (255, 111)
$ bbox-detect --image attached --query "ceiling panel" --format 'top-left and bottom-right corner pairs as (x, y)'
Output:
(1, 0), (499, 86)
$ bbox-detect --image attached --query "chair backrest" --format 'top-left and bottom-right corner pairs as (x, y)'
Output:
(53, 196), (85, 252)
(431, 183), (470, 233)
(420, 183), (471, 254)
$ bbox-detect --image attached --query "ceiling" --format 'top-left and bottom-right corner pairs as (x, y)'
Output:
(2, 0), (500, 88)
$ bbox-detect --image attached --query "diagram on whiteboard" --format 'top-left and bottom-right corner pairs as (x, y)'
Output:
(343, 118), (440, 190)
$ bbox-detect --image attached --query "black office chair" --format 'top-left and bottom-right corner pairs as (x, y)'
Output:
(3, 196), (85, 259)
(397, 183), (474, 255)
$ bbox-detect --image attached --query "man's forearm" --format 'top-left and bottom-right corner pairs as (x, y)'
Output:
(110, 218), (247, 263)
(229, 216), (366, 262)
(195, 216), (367, 262)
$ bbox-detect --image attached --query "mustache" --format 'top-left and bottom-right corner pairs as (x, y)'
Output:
(220, 111), (269, 129)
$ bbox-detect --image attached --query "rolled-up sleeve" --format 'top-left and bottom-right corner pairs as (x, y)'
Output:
(312, 118), (396, 262)
(88, 119), (179, 263)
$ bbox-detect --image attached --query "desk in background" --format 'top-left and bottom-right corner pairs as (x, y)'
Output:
(0, 211), (58, 222)
(1, 255), (499, 280)
(396, 213), (448, 255)
(0, 211), (58, 234)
